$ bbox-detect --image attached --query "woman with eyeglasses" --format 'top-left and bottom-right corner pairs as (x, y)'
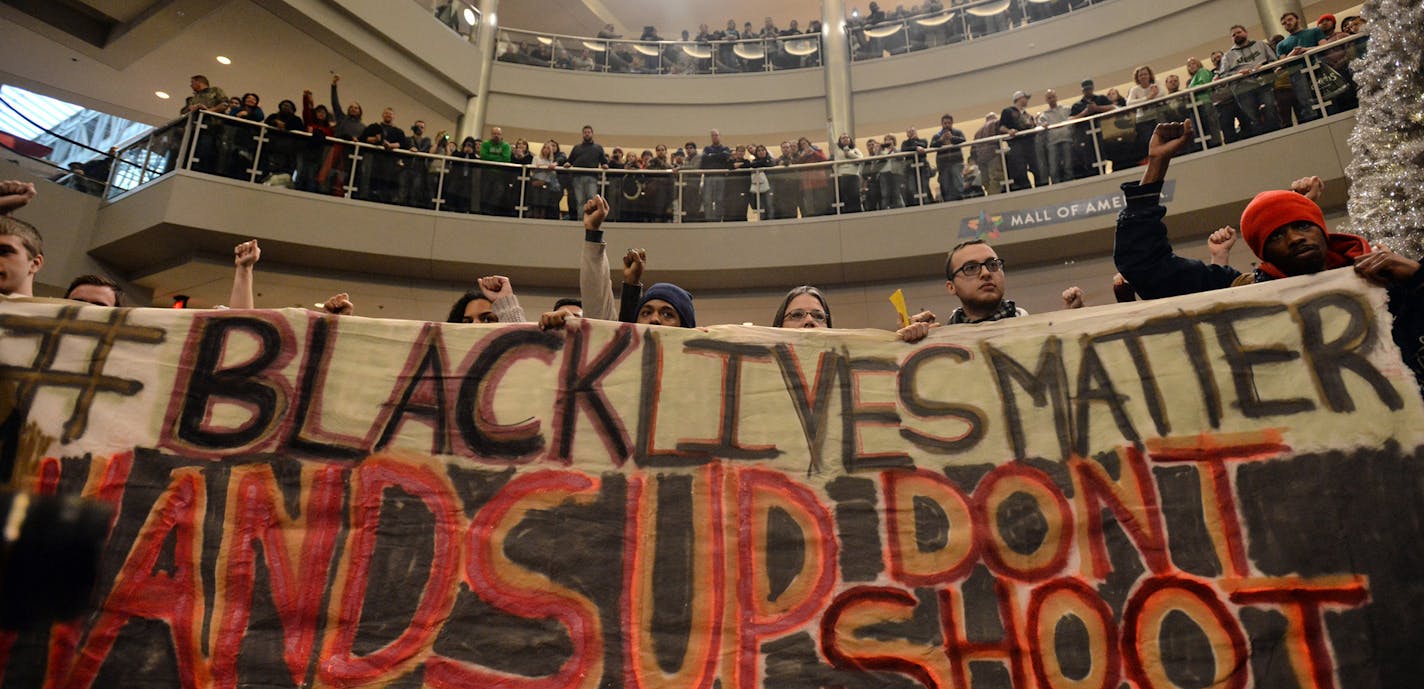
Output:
(772, 285), (833, 328)
(773, 285), (940, 342)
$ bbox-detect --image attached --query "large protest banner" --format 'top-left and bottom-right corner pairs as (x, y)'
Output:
(1, 269), (1423, 689)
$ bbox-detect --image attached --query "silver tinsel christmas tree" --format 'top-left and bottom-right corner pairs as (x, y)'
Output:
(1346, 1), (1424, 256)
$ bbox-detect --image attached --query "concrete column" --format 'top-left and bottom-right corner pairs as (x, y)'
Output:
(821, 0), (854, 141)
(1253, 0), (1303, 42)
(457, 0), (499, 143)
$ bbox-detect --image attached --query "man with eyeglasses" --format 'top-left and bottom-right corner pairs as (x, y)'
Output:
(944, 239), (1025, 324)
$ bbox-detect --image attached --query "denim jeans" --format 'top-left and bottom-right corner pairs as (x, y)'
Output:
(1046, 141), (1074, 184)
(1230, 83), (1281, 137)
(702, 176), (725, 221)
(937, 160), (964, 201)
(571, 175), (600, 218)
(878, 172), (905, 208)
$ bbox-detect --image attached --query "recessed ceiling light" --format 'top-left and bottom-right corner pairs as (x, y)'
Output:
(462, 7), (477, 25)
(215, 55), (231, 65)
(155, 91), (171, 99)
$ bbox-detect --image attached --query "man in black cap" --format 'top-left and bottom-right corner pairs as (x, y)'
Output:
(998, 90), (1038, 191)
(1069, 79), (1115, 178)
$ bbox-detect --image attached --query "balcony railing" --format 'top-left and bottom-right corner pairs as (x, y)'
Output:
(104, 34), (1367, 224)
(492, 0), (1107, 75)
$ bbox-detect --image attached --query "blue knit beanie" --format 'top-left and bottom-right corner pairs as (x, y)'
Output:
(638, 282), (696, 328)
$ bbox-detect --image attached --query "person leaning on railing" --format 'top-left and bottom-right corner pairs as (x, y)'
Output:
(970, 115), (1003, 195)
(861, 139), (883, 211)
(833, 135), (864, 214)
(1036, 92), (1073, 185)
(182, 75), (228, 175)
(444, 137), (481, 214)
(261, 99), (304, 185)
(900, 128), (932, 205)
(878, 133), (906, 209)
(1184, 56), (1223, 145)
(747, 144), (776, 220)
(794, 137), (830, 217)
(298, 88), (335, 193)
(999, 91), (1038, 191)
(479, 128), (513, 216)
(1216, 25), (1281, 141)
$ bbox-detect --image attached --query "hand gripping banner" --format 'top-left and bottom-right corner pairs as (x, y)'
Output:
(1, 268), (1422, 689)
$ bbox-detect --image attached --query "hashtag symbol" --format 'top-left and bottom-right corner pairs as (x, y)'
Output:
(0, 306), (165, 444)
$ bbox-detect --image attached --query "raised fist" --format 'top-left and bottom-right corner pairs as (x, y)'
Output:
(1290, 175), (1324, 202)
(478, 275), (513, 301)
(1207, 226), (1236, 265)
(583, 194), (609, 231)
(1147, 120), (1195, 160)
(321, 292), (354, 316)
(233, 239), (261, 269)
(622, 248), (646, 285)
(0, 180), (37, 215)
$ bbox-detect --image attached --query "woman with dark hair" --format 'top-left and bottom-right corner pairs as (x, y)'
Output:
(548, 139), (571, 219)
(327, 74), (366, 195)
(748, 144), (776, 219)
(229, 93), (264, 122)
(832, 134), (863, 214)
(262, 99), (304, 182)
(445, 136), (481, 213)
(445, 276), (526, 324)
(218, 92), (265, 177)
(795, 137), (830, 216)
(772, 285), (832, 328)
(508, 139), (533, 214)
(773, 284), (938, 341)
(300, 88), (336, 192)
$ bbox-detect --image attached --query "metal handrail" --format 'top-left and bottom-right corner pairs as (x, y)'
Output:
(115, 33), (1364, 177)
(106, 32), (1364, 216)
(494, 0), (1041, 47)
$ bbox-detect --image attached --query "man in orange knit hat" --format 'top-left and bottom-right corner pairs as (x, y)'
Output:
(1114, 120), (1424, 390)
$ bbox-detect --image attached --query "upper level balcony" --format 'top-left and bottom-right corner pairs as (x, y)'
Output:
(5, 32), (1366, 324)
(491, 0), (1107, 76)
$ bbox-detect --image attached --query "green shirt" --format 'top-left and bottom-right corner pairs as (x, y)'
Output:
(480, 140), (511, 162)
(1187, 67), (1214, 103)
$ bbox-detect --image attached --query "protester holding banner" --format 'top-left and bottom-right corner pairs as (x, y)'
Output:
(0, 180), (41, 299)
(634, 282), (696, 327)
(445, 275), (527, 324)
(943, 240), (1027, 325)
(771, 285), (832, 328)
(1115, 119), (1424, 390)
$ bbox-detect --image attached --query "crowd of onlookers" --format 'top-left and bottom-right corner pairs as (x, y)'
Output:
(5, 11), (1417, 415)
(6, 107), (1423, 396)
(144, 11), (1364, 224)
(496, 0), (1099, 73)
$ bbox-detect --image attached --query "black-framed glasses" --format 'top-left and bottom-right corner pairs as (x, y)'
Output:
(952, 258), (1005, 279)
(785, 309), (828, 323)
